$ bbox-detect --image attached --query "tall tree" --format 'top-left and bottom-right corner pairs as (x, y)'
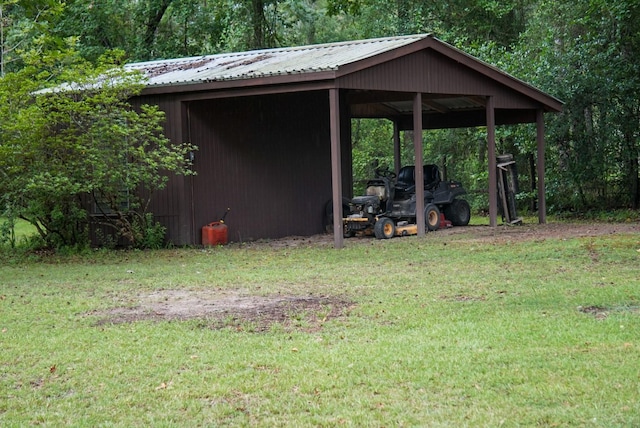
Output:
(141, 0), (174, 57)
(513, 0), (640, 209)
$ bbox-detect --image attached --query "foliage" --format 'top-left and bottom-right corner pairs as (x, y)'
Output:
(509, 0), (640, 210)
(1, 0), (639, 219)
(0, 42), (195, 249)
(555, 208), (640, 223)
(351, 119), (395, 193)
(54, 0), (358, 61)
(0, 216), (15, 248)
(131, 213), (168, 250)
(0, 0), (66, 75)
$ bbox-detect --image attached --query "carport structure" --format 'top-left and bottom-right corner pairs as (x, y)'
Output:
(128, 34), (562, 248)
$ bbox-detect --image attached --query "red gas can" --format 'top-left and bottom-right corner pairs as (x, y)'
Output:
(439, 213), (452, 229)
(202, 221), (228, 246)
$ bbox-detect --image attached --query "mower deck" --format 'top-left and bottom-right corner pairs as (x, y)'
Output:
(343, 213), (452, 238)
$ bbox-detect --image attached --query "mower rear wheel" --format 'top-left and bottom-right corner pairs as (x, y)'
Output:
(323, 198), (352, 234)
(374, 217), (396, 239)
(425, 203), (441, 231)
(444, 199), (471, 226)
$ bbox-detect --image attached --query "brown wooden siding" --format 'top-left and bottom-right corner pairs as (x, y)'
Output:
(130, 95), (191, 245)
(186, 90), (336, 243)
(338, 50), (540, 110)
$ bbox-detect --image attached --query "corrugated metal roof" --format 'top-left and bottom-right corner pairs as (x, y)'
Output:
(125, 34), (428, 87)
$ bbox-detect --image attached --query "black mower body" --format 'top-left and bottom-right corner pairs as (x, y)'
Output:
(342, 165), (470, 238)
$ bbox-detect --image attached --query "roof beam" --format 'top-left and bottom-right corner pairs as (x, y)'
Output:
(394, 108), (539, 130)
(350, 102), (402, 118)
(346, 90), (413, 105)
(421, 99), (450, 113)
(467, 96), (487, 107)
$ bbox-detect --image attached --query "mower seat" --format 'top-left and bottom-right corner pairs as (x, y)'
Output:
(396, 166), (416, 192)
(395, 165), (441, 193)
(396, 166), (416, 188)
(423, 164), (441, 190)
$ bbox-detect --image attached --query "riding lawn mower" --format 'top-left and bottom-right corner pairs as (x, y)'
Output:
(328, 164), (470, 239)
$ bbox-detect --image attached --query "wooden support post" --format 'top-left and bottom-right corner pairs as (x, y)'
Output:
(393, 120), (401, 176)
(487, 97), (498, 227)
(536, 108), (546, 224)
(329, 89), (344, 249)
(414, 93), (425, 236)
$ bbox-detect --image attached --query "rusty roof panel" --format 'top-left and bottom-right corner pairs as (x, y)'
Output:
(125, 35), (427, 87)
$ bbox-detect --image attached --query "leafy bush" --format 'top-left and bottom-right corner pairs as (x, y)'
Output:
(0, 44), (195, 250)
(0, 217), (16, 249)
(132, 213), (167, 250)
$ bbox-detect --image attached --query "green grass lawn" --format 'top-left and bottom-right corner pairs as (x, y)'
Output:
(1, 224), (639, 426)
(13, 219), (37, 238)
(1, 218), (38, 248)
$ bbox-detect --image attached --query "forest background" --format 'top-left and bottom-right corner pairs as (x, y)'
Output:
(1, 0), (639, 222)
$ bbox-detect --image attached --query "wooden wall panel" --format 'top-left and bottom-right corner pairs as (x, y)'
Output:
(338, 50), (540, 110)
(188, 90), (334, 243)
(126, 95), (191, 245)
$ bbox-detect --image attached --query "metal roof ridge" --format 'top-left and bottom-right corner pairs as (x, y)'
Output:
(126, 34), (431, 67)
(262, 33), (429, 52)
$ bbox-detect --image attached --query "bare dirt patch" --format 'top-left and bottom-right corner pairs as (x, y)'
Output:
(91, 290), (352, 332)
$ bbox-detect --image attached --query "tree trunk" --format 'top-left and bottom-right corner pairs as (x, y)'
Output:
(143, 0), (174, 56)
(251, 0), (266, 49)
(629, 153), (639, 209)
(529, 152), (537, 212)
